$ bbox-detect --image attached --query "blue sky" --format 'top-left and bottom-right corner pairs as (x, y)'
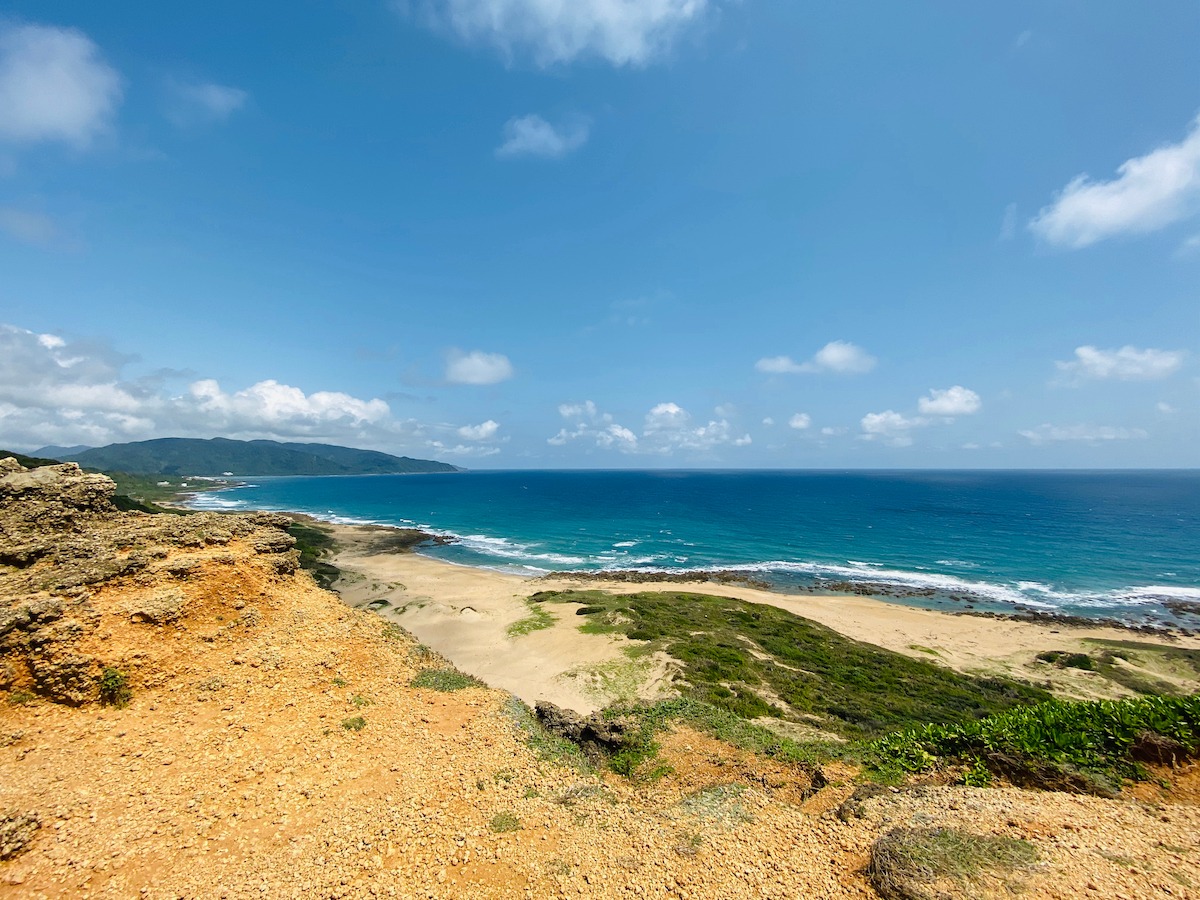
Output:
(0, 1), (1197, 467)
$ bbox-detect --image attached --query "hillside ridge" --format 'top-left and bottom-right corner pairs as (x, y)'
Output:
(48, 437), (461, 476)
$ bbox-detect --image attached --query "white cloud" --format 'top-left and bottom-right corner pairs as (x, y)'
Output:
(820, 426), (846, 437)
(189, 378), (390, 431)
(559, 400), (599, 419)
(495, 113), (588, 159)
(859, 410), (926, 447)
(548, 398), (748, 455)
(457, 419), (500, 440)
(445, 349), (514, 385)
(762, 417), (774, 427)
(408, 0), (712, 67)
(0, 206), (57, 244)
(0, 23), (122, 146)
(1030, 114), (1200, 248)
(756, 340), (876, 376)
(918, 385), (982, 417)
(1157, 402), (1176, 415)
(788, 412), (811, 430)
(166, 79), (248, 127)
(1056, 345), (1185, 381)
(1019, 424), (1149, 444)
(0, 323), (524, 461)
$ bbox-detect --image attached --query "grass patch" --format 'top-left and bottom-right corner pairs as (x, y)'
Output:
(410, 668), (484, 692)
(507, 601), (555, 638)
(673, 784), (752, 827)
(332, 677), (348, 688)
(6, 690), (34, 706)
(868, 826), (1038, 900)
(350, 694), (371, 707)
(489, 812), (521, 833)
(98, 666), (131, 708)
(530, 589), (1048, 737)
(908, 645), (939, 656)
(866, 693), (1200, 788)
(341, 716), (367, 731)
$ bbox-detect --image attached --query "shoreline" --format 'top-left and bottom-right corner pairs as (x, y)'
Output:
(312, 518), (1200, 716)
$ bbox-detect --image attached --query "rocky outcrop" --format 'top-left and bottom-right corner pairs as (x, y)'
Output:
(0, 809), (39, 860)
(534, 700), (639, 754)
(0, 459), (300, 705)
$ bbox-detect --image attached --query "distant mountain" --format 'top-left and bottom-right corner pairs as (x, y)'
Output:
(57, 438), (461, 477)
(35, 444), (94, 458)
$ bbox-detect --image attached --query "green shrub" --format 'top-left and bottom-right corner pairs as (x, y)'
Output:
(341, 716), (367, 731)
(866, 693), (1200, 786)
(98, 667), (132, 708)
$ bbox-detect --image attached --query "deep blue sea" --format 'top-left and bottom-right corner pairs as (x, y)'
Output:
(189, 470), (1200, 626)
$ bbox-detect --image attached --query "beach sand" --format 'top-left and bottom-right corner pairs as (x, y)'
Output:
(326, 523), (1200, 715)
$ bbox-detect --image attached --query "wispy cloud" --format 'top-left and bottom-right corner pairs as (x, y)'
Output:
(1056, 345), (1185, 382)
(1019, 424), (1149, 444)
(495, 113), (588, 160)
(0, 206), (57, 245)
(0, 22), (122, 147)
(756, 340), (877, 376)
(404, 0), (713, 67)
(444, 349), (514, 385)
(1030, 113), (1200, 249)
(165, 79), (248, 127)
(788, 413), (810, 430)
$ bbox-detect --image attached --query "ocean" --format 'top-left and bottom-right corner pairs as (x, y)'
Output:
(189, 469), (1200, 627)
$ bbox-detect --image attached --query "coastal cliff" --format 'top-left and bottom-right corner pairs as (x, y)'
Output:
(1, 460), (1197, 899)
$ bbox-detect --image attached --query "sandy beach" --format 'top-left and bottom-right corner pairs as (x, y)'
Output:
(325, 522), (1200, 715)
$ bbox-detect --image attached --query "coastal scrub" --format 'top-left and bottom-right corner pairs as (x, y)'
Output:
(530, 589), (1049, 737)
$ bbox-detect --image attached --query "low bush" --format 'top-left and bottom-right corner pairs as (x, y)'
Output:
(866, 693), (1200, 787)
(98, 667), (132, 708)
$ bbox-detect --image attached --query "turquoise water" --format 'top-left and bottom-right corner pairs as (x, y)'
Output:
(190, 469), (1200, 626)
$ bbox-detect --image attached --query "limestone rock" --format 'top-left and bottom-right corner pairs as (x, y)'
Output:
(0, 809), (39, 860)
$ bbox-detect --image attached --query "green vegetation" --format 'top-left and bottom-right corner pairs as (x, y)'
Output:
(1085, 639), (1200, 696)
(287, 520), (341, 590)
(488, 812), (521, 833)
(62, 437), (459, 476)
(867, 693), (1200, 787)
(98, 667), (132, 708)
(0, 450), (61, 468)
(341, 716), (367, 731)
(530, 589), (1048, 736)
(506, 601), (555, 638)
(1036, 650), (1095, 670)
(409, 668), (484, 692)
(7, 690), (34, 706)
(868, 827), (1039, 900)
(350, 694), (371, 708)
(501, 696), (588, 769)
